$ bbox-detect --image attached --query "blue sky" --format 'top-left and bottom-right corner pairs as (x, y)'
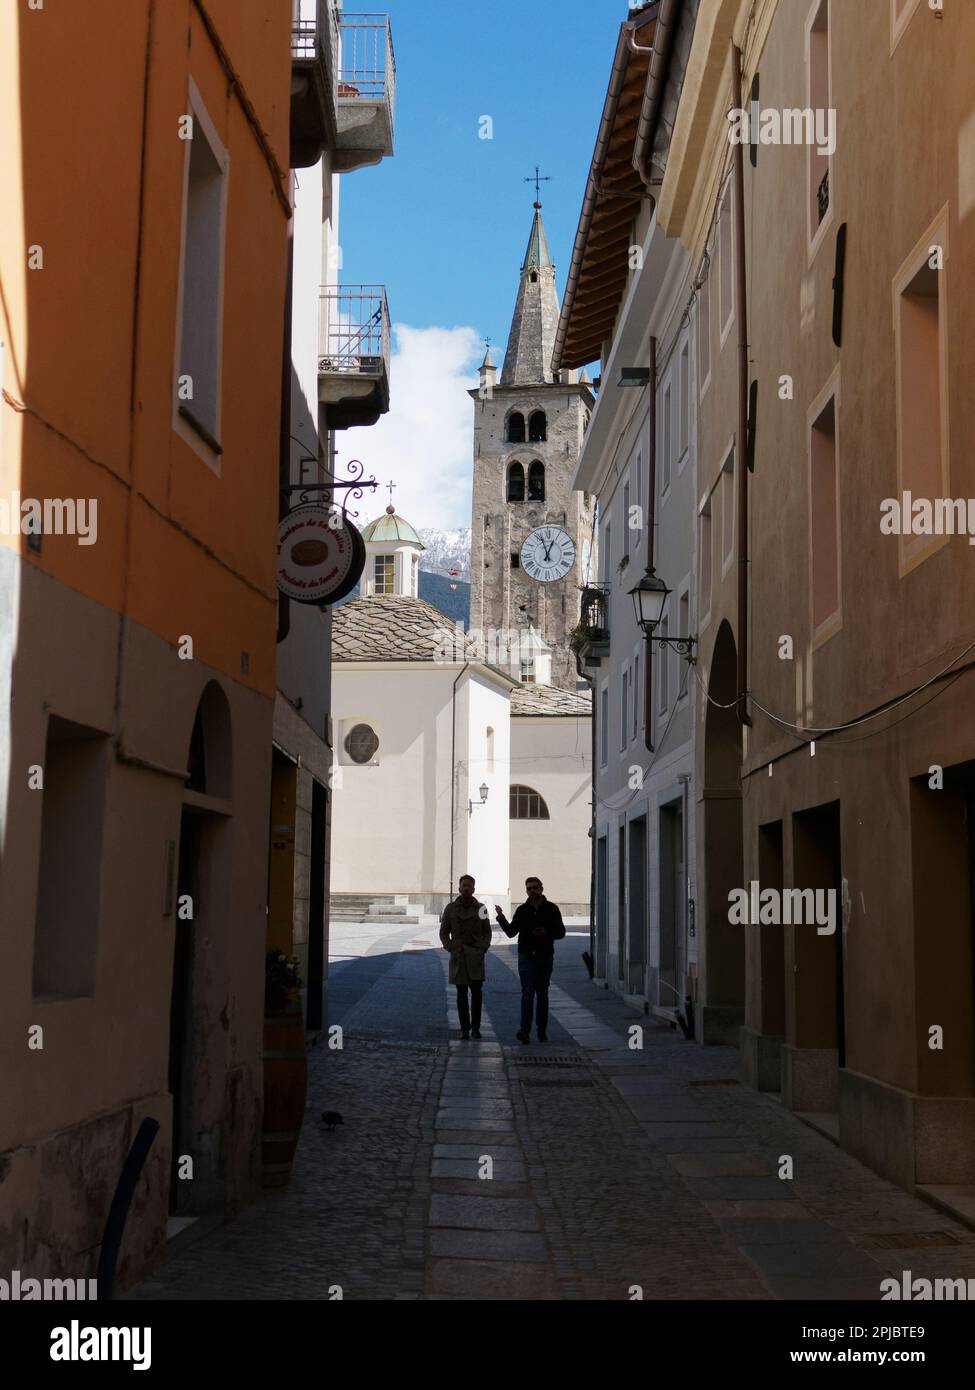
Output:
(340, 0), (633, 532)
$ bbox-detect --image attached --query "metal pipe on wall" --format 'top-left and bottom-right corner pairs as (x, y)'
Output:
(644, 335), (658, 752)
(731, 44), (752, 726)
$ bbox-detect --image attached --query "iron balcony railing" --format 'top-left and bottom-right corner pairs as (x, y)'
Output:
(318, 286), (390, 378)
(338, 12), (396, 131)
(580, 584), (610, 640)
(290, 1), (340, 130)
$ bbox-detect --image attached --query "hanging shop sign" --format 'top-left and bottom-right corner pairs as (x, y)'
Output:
(277, 505), (365, 605)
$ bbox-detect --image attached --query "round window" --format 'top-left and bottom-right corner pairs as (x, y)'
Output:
(345, 723), (379, 764)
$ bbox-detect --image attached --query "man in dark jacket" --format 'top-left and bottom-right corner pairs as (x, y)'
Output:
(495, 877), (565, 1044)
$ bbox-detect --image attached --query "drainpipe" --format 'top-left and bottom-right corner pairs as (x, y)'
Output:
(631, 0), (681, 194)
(731, 44), (752, 726)
(448, 661), (471, 897)
(644, 336), (657, 752)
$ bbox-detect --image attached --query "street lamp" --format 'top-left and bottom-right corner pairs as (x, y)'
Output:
(468, 782), (489, 816)
(628, 566), (697, 661)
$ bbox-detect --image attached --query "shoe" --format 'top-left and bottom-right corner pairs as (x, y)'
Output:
(516, 1030), (531, 1044)
(460, 1030), (470, 1040)
(537, 1033), (547, 1042)
(471, 1029), (482, 1039)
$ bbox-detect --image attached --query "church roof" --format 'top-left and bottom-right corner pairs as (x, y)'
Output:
(360, 507), (425, 548)
(332, 594), (483, 664)
(500, 203), (562, 388)
(511, 684), (593, 717)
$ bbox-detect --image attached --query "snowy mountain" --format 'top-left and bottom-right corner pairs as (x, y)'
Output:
(417, 527), (472, 581)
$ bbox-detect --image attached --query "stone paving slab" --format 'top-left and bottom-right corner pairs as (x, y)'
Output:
(428, 1258), (555, 1299)
(666, 1153), (772, 1178)
(429, 1229), (549, 1263)
(429, 1194), (540, 1231)
(432, 1178), (531, 1198)
(432, 1159), (527, 1181)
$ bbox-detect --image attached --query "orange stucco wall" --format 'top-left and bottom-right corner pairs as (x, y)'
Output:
(0, 0), (291, 699)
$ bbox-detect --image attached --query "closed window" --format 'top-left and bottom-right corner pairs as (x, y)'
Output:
(698, 264), (711, 396)
(718, 178), (734, 340)
(620, 662), (629, 750)
(809, 384), (841, 638)
(807, 0), (831, 248)
(679, 343), (690, 460)
(374, 554), (394, 593)
(176, 81), (228, 460)
(32, 716), (109, 1000)
(510, 785), (550, 820)
(894, 210), (948, 573)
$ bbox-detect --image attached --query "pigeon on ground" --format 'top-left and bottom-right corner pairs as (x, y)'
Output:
(321, 1110), (344, 1130)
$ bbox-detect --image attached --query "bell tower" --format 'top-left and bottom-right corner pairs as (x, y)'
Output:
(469, 202), (595, 691)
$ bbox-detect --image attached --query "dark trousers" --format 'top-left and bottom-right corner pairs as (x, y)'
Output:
(456, 981), (483, 1033)
(518, 955), (553, 1035)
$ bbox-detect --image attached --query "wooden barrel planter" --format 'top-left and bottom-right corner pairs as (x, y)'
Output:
(261, 1004), (308, 1188)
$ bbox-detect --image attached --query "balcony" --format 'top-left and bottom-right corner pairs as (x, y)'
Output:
(318, 285), (390, 429)
(570, 584), (611, 667)
(290, 2), (339, 168)
(290, 8), (395, 172)
(335, 12), (396, 172)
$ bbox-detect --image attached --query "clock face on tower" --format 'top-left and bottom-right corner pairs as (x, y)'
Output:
(521, 526), (576, 583)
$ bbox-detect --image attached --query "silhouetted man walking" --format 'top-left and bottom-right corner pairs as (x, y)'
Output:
(495, 877), (565, 1044)
(440, 874), (491, 1039)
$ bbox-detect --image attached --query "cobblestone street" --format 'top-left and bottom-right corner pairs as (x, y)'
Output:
(131, 925), (975, 1301)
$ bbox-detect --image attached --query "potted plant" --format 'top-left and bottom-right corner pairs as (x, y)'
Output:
(265, 949), (302, 1015)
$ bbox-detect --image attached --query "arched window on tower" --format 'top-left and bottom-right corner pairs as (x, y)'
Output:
(510, 785), (550, 820)
(528, 410), (547, 442)
(507, 461), (525, 502)
(530, 271), (538, 284)
(507, 412), (525, 443)
(527, 460), (545, 502)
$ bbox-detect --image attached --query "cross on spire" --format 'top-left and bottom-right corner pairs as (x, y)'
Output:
(386, 479), (396, 505)
(524, 165), (551, 206)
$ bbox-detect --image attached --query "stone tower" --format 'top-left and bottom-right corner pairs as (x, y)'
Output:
(469, 203), (595, 691)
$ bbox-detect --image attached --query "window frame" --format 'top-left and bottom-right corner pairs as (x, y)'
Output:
(805, 0), (834, 264)
(892, 205), (950, 578)
(807, 365), (843, 650)
(172, 76), (230, 474)
(718, 175), (735, 347)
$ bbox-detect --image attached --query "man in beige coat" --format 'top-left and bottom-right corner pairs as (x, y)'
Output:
(439, 874), (492, 1039)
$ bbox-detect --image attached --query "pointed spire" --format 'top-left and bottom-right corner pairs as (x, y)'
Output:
(479, 344), (495, 370)
(501, 203), (561, 387)
(521, 203), (554, 276)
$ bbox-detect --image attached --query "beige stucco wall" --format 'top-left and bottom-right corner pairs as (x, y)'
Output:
(510, 715), (592, 911)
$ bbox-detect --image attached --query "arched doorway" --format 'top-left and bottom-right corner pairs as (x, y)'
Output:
(169, 681), (233, 1215)
(700, 620), (745, 1043)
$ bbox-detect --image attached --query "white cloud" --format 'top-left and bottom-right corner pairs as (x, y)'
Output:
(338, 324), (481, 532)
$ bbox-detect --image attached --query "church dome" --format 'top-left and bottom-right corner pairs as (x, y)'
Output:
(361, 505), (425, 548)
